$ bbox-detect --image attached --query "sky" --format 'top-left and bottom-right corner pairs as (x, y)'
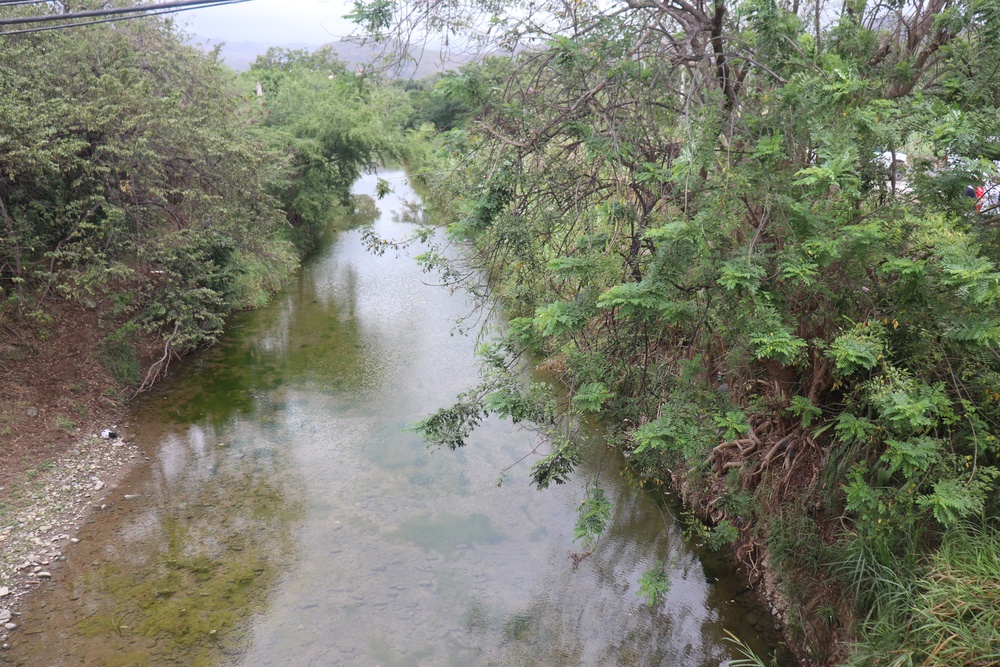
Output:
(180, 0), (355, 47)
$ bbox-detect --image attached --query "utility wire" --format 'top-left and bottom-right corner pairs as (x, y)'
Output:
(0, 0), (251, 27)
(0, 4), (238, 35)
(0, 1), (52, 7)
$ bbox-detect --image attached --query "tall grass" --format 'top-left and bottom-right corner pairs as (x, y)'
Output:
(841, 523), (1000, 666)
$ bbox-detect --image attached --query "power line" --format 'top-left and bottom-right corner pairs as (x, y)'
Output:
(0, 1), (252, 31)
(0, 5), (242, 35)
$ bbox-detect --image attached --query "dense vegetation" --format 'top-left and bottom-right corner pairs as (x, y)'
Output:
(359, 0), (1000, 664)
(0, 9), (404, 390)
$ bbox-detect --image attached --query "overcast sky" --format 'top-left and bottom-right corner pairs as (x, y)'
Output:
(181, 0), (355, 46)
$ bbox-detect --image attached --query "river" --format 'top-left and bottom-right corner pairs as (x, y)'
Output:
(3, 171), (791, 666)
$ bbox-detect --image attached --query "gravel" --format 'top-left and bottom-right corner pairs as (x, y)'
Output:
(0, 428), (141, 635)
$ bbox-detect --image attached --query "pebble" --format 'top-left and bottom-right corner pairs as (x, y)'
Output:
(4, 623), (16, 631)
(0, 427), (139, 608)
(0, 610), (10, 623)
(25, 407), (38, 417)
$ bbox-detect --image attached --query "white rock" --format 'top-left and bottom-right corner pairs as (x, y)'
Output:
(0, 610), (10, 622)
(0, 588), (8, 598)
(4, 623), (16, 631)
(93, 481), (105, 491)
(37, 572), (51, 579)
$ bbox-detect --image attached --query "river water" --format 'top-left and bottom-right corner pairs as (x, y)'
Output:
(3, 172), (790, 666)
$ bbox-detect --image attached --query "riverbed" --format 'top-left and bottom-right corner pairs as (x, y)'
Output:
(1, 171), (790, 666)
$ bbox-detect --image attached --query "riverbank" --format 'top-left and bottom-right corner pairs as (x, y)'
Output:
(0, 430), (141, 648)
(0, 301), (147, 650)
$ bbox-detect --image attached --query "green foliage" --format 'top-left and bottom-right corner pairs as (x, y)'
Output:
(842, 524), (1000, 667)
(916, 471), (999, 526)
(573, 486), (612, 548)
(828, 322), (885, 375)
(98, 325), (141, 386)
(749, 325), (807, 365)
(529, 439), (580, 490)
(684, 513), (740, 551)
(714, 410), (750, 440)
(723, 631), (776, 667)
(367, 0), (1000, 660)
(637, 563), (671, 607)
(409, 392), (485, 450)
(786, 396), (822, 428)
(571, 382), (613, 413)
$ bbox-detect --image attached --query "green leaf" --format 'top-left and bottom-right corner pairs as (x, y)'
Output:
(637, 563), (671, 607)
(879, 437), (941, 481)
(573, 486), (612, 548)
(530, 439), (581, 490)
(718, 258), (764, 293)
(828, 322), (884, 375)
(572, 382), (613, 413)
(786, 396), (822, 428)
(714, 410), (750, 440)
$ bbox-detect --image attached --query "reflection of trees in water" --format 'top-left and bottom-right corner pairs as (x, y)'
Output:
(158, 245), (378, 428)
(345, 193), (380, 227)
(391, 199), (427, 225)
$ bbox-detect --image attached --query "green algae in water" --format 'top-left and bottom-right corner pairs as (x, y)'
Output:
(71, 470), (304, 666)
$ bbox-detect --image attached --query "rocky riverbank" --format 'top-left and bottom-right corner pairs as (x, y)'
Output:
(0, 428), (141, 652)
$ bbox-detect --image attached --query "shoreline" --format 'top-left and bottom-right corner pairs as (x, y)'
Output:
(0, 427), (142, 650)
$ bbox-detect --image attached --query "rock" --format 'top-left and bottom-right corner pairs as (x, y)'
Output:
(124, 494), (140, 500)
(2, 643), (9, 650)
(93, 480), (105, 491)
(100, 430), (118, 440)
(70, 538), (80, 544)
(25, 407), (38, 417)
(37, 572), (52, 579)
(0, 588), (8, 598)
(0, 610), (10, 623)
(4, 623), (16, 631)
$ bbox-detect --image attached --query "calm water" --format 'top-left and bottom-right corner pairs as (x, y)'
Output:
(3, 172), (790, 666)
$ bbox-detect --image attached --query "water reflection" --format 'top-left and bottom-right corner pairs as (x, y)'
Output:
(4, 171), (790, 667)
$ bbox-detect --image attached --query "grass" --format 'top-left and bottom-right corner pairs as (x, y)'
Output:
(724, 630), (775, 667)
(842, 523), (1000, 666)
(56, 414), (77, 431)
(98, 329), (140, 386)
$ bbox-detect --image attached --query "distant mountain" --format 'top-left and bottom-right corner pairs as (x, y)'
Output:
(193, 38), (469, 79)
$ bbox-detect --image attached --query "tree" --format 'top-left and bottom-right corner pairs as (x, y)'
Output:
(355, 0), (1000, 661)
